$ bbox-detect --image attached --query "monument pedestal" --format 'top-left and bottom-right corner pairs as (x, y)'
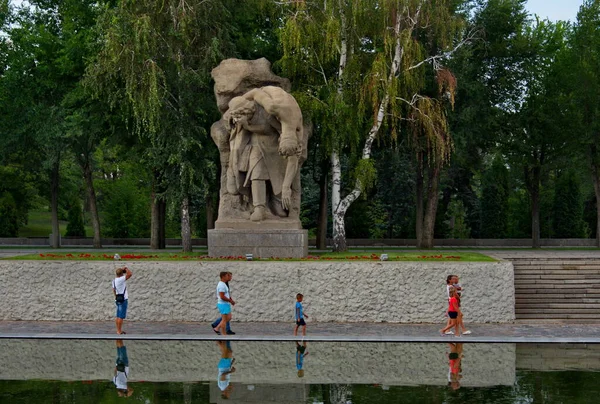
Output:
(208, 228), (308, 258)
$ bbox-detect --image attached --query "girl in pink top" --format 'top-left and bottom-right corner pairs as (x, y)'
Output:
(440, 287), (461, 337)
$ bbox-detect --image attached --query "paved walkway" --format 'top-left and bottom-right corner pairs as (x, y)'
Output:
(1, 321), (600, 343)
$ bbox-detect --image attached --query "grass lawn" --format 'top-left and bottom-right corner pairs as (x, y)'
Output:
(18, 210), (93, 238)
(5, 251), (495, 262)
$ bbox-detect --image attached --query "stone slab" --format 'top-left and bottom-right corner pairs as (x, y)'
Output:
(0, 261), (514, 323)
(208, 229), (308, 258)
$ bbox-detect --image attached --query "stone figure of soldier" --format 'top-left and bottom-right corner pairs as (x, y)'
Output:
(224, 86), (303, 222)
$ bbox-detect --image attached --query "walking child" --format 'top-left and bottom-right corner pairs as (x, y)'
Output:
(444, 274), (455, 334)
(452, 275), (471, 335)
(294, 293), (308, 336)
(214, 272), (235, 335)
(440, 287), (461, 337)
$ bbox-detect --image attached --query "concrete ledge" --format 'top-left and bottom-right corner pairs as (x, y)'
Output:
(0, 261), (514, 323)
(208, 229), (308, 258)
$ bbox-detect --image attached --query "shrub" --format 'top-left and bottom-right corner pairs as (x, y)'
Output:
(0, 192), (19, 237)
(65, 201), (86, 237)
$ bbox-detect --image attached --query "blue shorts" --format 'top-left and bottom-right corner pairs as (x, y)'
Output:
(116, 300), (128, 319)
(217, 303), (231, 315)
(116, 346), (129, 366)
(218, 357), (233, 369)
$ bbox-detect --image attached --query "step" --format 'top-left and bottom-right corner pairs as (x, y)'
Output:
(513, 265), (600, 270)
(514, 274), (600, 280)
(515, 279), (600, 285)
(516, 296), (600, 302)
(515, 303), (600, 309)
(516, 313), (600, 319)
(514, 268), (600, 273)
(515, 287), (600, 294)
(515, 307), (600, 318)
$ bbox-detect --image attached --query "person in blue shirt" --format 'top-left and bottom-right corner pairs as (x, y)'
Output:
(295, 341), (308, 378)
(294, 293), (308, 336)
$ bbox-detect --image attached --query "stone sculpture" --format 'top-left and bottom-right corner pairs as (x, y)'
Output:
(210, 59), (309, 229)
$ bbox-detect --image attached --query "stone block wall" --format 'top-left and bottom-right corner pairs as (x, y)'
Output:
(0, 261), (514, 322)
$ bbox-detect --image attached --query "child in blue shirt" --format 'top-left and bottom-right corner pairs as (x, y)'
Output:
(294, 293), (309, 336)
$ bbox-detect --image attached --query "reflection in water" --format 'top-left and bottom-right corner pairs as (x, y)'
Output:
(113, 339), (133, 397)
(447, 342), (463, 390)
(296, 341), (308, 378)
(217, 340), (235, 399)
(2, 341), (600, 403)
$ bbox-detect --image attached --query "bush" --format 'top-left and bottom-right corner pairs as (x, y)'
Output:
(553, 171), (586, 238)
(0, 192), (19, 237)
(480, 157), (509, 238)
(65, 201), (86, 237)
(445, 198), (471, 239)
(101, 177), (151, 238)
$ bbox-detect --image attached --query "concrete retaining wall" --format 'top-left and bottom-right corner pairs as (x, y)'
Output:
(0, 261), (514, 323)
(0, 340), (515, 387)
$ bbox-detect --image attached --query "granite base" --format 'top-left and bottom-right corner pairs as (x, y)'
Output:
(208, 229), (308, 258)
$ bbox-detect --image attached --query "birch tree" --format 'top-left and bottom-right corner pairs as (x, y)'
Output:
(279, 0), (468, 250)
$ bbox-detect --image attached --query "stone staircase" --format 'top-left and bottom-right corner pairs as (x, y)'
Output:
(512, 257), (600, 321)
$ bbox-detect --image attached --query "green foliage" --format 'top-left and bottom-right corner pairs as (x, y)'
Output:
(480, 157), (509, 238)
(101, 176), (151, 238)
(444, 197), (471, 239)
(367, 199), (388, 239)
(553, 171), (586, 238)
(507, 189), (531, 238)
(0, 192), (19, 237)
(65, 200), (85, 237)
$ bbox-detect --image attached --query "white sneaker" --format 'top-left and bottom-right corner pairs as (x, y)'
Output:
(462, 330), (472, 335)
(445, 330), (454, 335)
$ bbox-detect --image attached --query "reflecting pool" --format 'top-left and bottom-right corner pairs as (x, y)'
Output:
(0, 340), (599, 403)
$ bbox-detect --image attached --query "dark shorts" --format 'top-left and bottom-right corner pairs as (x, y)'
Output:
(448, 311), (458, 319)
(296, 318), (306, 326)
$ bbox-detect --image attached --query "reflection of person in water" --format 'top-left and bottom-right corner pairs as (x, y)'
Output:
(113, 340), (133, 397)
(295, 341), (309, 378)
(217, 341), (236, 399)
(447, 343), (463, 390)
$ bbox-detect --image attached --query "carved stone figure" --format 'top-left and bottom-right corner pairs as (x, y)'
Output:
(210, 59), (309, 229)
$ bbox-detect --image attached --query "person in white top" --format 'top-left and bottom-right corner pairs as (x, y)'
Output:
(214, 271), (235, 335)
(113, 339), (133, 397)
(112, 266), (132, 335)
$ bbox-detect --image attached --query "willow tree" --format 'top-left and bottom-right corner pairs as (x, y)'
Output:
(86, 0), (233, 251)
(279, 0), (467, 250)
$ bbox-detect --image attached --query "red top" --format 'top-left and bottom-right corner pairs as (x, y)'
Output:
(448, 296), (459, 312)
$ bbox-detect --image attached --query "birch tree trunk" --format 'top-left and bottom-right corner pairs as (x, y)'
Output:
(151, 190), (160, 249)
(83, 162), (102, 248)
(331, 9), (404, 252)
(50, 158), (61, 249)
(181, 195), (192, 252)
(331, 0), (349, 252)
(316, 168), (328, 250)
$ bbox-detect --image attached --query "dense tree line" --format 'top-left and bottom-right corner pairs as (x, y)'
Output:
(0, 0), (599, 250)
